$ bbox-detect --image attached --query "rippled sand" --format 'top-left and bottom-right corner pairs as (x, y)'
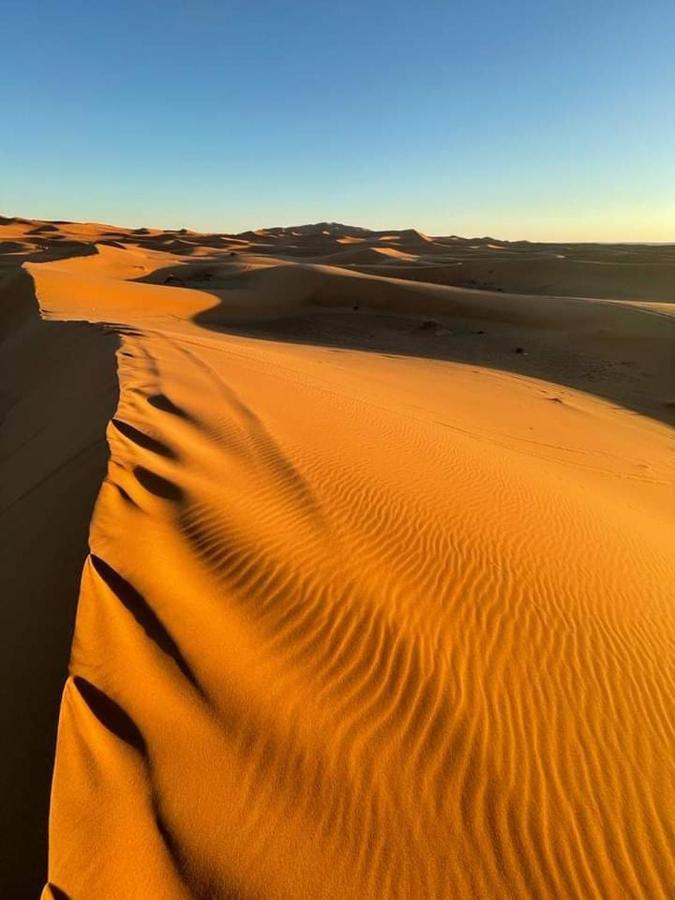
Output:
(1, 219), (673, 897)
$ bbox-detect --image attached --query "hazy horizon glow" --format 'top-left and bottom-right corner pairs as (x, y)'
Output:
(2, 1), (674, 242)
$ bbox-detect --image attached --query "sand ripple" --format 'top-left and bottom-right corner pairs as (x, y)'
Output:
(45, 321), (674, 898)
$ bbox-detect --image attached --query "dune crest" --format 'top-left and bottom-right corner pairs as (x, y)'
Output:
(1, 218), (673, 897)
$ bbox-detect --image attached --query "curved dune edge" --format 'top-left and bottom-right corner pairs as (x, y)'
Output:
(0, 270), (120, 898)
(24, 247), (675, 899)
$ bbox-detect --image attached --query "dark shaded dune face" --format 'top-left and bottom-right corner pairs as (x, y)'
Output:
(0, 215), (33, 226)
(28, 224), (60, 234)
(0, 240), (28, 255)
(98, 239), (128, 249)
(437, 255), (675, 301)
(189, 259), (675, 426)
(145, 238), (204, 255)
(348, 254), (675, 300)
(0, 271), (120, 897)
(135, 260), (231, 288)
(373, 227), (431, 244)
(0, 239), (99, 271)
(350, 262), (463, 282)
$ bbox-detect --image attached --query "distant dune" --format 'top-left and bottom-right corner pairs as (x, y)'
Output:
(1, 218), (673, 898)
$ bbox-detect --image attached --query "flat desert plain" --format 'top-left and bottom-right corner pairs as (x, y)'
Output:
(1, 217), (673, 898)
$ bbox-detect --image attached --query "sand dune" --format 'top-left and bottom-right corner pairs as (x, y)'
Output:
(1, 219), (673, 898)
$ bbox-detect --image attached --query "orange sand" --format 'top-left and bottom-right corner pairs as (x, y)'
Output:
(1, 219), (673, 898)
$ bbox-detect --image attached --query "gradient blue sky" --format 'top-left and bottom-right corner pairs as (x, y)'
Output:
(2, 1), (674, 240)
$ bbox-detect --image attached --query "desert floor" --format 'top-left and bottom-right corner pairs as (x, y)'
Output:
(1, 217), (673, 898)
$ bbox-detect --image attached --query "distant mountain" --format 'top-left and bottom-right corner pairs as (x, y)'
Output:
(247, 223), (374, 239)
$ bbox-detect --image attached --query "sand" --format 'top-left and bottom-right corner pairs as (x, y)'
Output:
(1, 218), (673, 898)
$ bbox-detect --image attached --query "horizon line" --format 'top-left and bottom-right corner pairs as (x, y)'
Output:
(3, 212), (674, 247)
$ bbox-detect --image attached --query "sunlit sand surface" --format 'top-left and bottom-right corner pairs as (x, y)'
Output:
(1, 218), (673, 897)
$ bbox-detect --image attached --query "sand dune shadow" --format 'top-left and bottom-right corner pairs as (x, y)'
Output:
(0, 271), (120, 897)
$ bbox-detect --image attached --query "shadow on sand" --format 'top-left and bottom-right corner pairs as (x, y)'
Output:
(190, 289), (675, 429)
(0, 271), (120, 897)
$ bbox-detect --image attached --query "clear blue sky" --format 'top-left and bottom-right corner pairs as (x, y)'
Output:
(2, 1), (674, 240)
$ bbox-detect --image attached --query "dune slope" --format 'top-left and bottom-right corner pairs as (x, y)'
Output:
(1, 219), (673, 898)
(0, 270), (119, 897)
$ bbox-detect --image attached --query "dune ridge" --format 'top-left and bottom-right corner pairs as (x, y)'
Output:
(1, 218), (673, 898)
